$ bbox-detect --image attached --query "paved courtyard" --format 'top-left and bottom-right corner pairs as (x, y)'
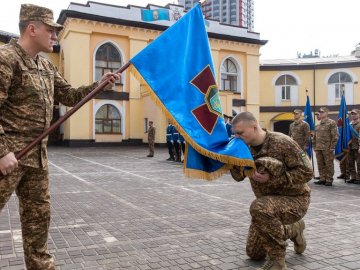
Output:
(0, 146), (360, 270)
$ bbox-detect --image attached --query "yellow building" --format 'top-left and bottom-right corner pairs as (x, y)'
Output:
(53, 1), (266, 145)
(259, 54), (360, 133)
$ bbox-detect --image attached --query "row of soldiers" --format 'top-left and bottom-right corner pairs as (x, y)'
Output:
(289, 107), (360, 186)
(166, 121), (185, 162)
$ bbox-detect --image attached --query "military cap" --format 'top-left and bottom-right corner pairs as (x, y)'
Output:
(255, 157), (285, 176)
(318, 107), (329, 113)
(350, 109), (360, 115)
(19, 4), (63, 30)
(293, 109), (302, 114)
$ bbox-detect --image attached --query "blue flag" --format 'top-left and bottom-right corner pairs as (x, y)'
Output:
(130, 4), (255, 180)
(303, 96), (315, 158)
(335, 95), (351, 162)
(141, 9), (170, 21)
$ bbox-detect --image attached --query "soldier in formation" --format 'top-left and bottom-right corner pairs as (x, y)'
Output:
(347, 109), (360, 184)
(166, 121), (175, 161)
(289, 109), (310, 151)
(147, 121), (155, 157)
(313, 107), (339, 186)
(230, 112), (312, 270)
(0, 4), (119, 269)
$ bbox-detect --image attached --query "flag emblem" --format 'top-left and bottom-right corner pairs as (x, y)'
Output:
(191, 65), (222, 134)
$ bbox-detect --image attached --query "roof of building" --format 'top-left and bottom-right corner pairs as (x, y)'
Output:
(260, 55), (360, 70)
(57, 1), (267, 45)
(0, 30), (18, 43)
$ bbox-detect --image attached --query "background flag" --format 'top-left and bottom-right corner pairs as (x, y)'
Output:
(303, 95), (315, 157)
(129, 4), (255, 180)
(335, 94), (352, 161)
(141, 9), (170, 21)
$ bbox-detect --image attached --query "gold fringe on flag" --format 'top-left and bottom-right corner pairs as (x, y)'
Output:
(129, 64), (255, 180)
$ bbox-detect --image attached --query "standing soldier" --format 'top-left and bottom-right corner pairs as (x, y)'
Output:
(314, 107), (339, 186)
(0, 4), (119, 269)
(147, 121), (155, 157)
(166, 121), (175, 161)
(230, 112), (312, 270)
(289, 109), (311, 151)
(172, 126), (181, 162)
(347, 109), (360, 183)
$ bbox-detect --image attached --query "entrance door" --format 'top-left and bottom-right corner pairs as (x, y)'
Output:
(273, 120), (292, 135)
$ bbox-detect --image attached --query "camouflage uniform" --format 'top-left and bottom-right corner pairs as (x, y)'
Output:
(348, 121), (360, 180)
(289, 120), (310, 151)
(148, 125), (156, 156)
(0, 39), (98, 269)
(230, 131), (312, 261)
(313, 118), (339, 183)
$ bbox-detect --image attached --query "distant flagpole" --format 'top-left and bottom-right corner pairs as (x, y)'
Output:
(335, 88), (351, 163)
(304, 89), (315, 174)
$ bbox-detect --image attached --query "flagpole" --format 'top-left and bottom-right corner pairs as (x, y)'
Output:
(0, 62), (130, 178)
(341, 87), (347, 183)
(306, 89), (315, 177)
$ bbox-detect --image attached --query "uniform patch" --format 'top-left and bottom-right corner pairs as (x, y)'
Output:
(300, 151), (311, 168)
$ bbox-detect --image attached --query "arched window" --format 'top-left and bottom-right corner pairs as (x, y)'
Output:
(275, 74), (297, 100)
(95, 104), (121, 134)
(328, 72), (352, 99)
(95, 43), (122, 86)
(221, 58), (239, 92)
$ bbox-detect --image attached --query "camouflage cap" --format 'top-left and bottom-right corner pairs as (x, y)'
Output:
(19, 4), (63, 30)
(255, 157), (285, 176)
(293, 109), (302, 114)
(351, 109), (360, 115)
(318, 107), (329, 113)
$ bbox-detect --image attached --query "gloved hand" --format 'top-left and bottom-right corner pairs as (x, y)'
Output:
(170, 140), (174, 144)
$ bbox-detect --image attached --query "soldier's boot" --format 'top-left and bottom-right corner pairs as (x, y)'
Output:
(286, 220), (306, 254)
(256, 258), (287, 270)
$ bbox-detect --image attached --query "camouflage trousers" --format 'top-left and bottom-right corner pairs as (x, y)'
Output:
(315, 150), (335, 182)
(246, 194), (310, 261)
(0, 165), (54, 270)
(348, 149), (360, 180)
(148, 140), (155, 156)
(340, 156), (349, 178)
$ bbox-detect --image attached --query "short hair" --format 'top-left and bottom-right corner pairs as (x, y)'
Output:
(232, 112), (257, 125)
(149, 121), (153, 124)
(19, 20), (42, 35)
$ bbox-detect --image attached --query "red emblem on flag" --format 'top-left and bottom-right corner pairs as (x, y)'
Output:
(190, 65), (222, 134)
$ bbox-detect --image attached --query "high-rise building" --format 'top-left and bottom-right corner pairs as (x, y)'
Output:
(179, 0), (254, 31)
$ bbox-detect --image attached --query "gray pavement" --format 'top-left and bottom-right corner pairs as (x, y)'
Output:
(0, 146), (359, 270)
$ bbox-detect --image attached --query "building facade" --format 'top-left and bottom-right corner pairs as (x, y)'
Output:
(51, 1), (264, 146)
(259, 56), (360, 134)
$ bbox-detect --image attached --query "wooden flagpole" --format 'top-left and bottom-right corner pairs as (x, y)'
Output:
(0, 62), (130, 177)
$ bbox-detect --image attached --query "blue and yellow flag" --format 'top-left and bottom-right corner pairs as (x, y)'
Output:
(303, 95), (314, 158)
(141, 9), (170, 22)
(130, 4), (255, 180)
(335, 94), (351, 162)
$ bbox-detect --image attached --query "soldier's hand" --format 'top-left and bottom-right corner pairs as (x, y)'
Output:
(0, 152), (18, 176)
(100, 72), (120, 90)
(252, 171), (269, 183)
(170, 140), (174, 144)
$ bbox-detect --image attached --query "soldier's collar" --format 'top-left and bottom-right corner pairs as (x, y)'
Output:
(10, 38), (39, 69)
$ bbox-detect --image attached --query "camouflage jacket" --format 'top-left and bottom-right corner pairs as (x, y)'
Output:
(230, 131), (312, 198)
(313, 118), (339, 151)
(0, 39), (98, 168)
(148, 126), (155, 142)
(351, 121), (360, 149)
(289, 120), (310, 150)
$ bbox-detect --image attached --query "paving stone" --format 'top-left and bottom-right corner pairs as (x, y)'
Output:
(0, 146), (359, 270)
